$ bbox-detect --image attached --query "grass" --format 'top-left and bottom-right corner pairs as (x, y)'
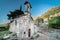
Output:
(0, 26), (11, 40)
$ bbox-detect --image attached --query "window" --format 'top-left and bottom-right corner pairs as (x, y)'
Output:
(24, 32), (26, 34)
(28, 29), (31, 37)
(15, 20), (17, 26)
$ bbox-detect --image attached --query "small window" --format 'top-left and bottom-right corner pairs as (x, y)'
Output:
(15, 20), (17, 25)
(24, 32), (26, 34)
(28, 29), (31, 37)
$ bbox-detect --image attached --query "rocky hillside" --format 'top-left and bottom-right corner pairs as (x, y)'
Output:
(0, 22), (9, 27)
(40, 6), (60, 18)
(34, 6), (60, 19)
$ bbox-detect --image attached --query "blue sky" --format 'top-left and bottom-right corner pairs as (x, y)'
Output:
(0, 0), (60, 24)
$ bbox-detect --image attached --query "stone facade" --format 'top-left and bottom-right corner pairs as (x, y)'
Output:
(9, 12), (37, 39)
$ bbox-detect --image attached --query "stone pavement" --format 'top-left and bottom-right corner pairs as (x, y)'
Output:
(16, 33), (58, 40)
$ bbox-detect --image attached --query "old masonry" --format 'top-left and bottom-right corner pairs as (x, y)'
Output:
(9, 1), (38, 40)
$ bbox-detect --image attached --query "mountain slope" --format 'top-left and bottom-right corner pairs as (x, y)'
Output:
(0, 22), (9, 27)
(40, 6), (60, 18)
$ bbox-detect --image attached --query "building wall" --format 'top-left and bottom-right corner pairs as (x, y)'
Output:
(9, 12), (37, 39)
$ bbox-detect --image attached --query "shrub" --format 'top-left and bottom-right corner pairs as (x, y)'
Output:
(48, 16), (60, 29)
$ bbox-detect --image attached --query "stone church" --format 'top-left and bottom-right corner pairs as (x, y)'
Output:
(9, 1), (37, 39)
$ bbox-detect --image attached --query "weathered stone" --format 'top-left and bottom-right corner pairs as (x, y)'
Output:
(9, 12), (37, 40)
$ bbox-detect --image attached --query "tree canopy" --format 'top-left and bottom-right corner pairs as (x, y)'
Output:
(48, 16), (60, 29)
(7, 6), (24, 20)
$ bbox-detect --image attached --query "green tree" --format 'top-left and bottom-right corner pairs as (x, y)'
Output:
(48, 16), (60, 29)
(7, 5), (24, 20)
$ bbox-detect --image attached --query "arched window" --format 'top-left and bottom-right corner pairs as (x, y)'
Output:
(28, 29), (31, 37)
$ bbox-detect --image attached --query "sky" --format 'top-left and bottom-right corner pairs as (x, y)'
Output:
(0, 0), (60, 24)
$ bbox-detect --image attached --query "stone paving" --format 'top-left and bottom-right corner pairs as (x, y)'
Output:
(15, 33), (58, 40)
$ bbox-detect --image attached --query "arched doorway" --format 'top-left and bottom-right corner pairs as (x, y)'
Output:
(28, 29), (31, 37)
